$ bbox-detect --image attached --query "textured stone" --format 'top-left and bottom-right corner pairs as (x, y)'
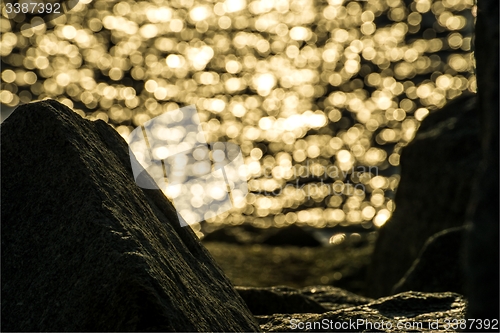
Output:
(237, 285), (406, 326)
(367, 94), (479, 297)
(238, 286), (466, 332)
(258, 291), (466, 332)
(1, 100), (260, 332)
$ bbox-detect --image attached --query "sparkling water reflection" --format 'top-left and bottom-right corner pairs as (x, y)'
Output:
(0, 0), (475, 234)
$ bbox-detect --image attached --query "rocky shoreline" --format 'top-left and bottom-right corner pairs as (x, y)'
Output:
(2, 100), (472, 332)
(1, 95), (498, 332)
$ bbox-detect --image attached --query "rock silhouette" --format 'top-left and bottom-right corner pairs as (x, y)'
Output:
(262, 224), (322, 247)
(202, 224), (322, 247)
(367, 93), (480, 297)
(1, 100), (260, 332)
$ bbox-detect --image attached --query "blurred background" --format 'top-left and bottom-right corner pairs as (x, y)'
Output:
(1, 0), (475, 293)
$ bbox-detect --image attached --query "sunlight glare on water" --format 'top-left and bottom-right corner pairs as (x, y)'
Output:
(0, 0), (475, 229)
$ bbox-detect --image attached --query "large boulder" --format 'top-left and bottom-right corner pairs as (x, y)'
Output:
(366, 93), (480, 297)
(1, 100), (260, 332)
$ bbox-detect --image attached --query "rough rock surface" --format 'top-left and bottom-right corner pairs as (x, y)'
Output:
(236, 285), (373, 316)
(257, 291), (466, 332)
(1, 100), (260, 332)
(392, 227), (465, 295)
(235, 286), (467, 332)
(367, 93), (479, 297)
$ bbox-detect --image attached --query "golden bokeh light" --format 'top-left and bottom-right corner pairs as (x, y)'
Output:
(1, 0), (475, 229)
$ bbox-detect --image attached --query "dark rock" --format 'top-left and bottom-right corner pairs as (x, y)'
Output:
(464, 0), (499, 321)
(258, 291), (466, 332)
(202, 226), (247, 244)
(262, 224), (322, 247)
(1, 100), (260, 332)
(238, 285), (473, 333)
(202, 224), (323, 247)
(392, 227), (465, 295)
(236, 286), (329, 315)
(367, 93), (480, 297)
(202, 224), (268, 245)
